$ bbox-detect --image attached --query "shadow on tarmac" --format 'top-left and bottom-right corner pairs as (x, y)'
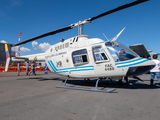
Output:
(60, 79), (160, 90)
(17, 77), (64, 81)
(17, 76), (160, 90)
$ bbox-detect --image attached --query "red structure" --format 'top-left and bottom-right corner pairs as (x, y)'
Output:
(0, 63), (49, 72)
(17, 33), (22, 56)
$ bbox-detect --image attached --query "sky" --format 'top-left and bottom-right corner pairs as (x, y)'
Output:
(0, 0), (160, 56)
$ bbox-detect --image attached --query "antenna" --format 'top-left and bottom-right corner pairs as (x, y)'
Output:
(103, 33), (109, 42)
(111, 27), (125, 42)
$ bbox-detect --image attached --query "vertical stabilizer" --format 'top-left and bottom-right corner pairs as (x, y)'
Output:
(5, 43), (10, 72)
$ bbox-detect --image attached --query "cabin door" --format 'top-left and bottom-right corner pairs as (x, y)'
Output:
(92, 45), (114, 76)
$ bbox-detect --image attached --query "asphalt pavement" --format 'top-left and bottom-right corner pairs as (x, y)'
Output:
(0, 71), (160, 120)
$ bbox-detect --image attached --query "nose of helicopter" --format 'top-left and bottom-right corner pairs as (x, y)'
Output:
(126, 59), (155, 76)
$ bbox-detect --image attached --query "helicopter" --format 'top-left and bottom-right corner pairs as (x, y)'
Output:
(5, 0), (155, 93)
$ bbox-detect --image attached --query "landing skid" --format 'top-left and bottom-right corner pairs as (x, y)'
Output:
(55, 76), (116, 93)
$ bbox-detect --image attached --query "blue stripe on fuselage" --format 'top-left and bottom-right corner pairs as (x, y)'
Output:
(48, 60), (94, 73)
(116, 58), (149, 68)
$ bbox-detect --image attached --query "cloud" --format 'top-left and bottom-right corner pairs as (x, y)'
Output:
(32, 41), (51, 52)
(38, 42), (51, 52)
(20, 47), (31, 52)
(0, 40), (7, 43)
(11, 46), (31, 52)
(32, 41), (38, 50)
(11, 46), (18, 51)
(1, 40), (30, 52)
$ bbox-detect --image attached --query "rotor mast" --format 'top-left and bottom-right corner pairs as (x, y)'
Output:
(78, 23), (83, 35)
(71, 19), (91, 35)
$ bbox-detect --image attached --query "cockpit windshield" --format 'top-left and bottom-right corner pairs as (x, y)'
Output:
(105, 42), (139, 62)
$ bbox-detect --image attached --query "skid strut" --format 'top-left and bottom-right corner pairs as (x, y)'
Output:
(56, 77), (116, 93)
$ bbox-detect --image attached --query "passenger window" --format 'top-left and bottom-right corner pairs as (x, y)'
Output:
(72, 49), (88, 65)
(93, 46), (108, 62)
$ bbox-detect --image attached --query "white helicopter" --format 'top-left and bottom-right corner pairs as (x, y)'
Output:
(5, 0), (154, 93)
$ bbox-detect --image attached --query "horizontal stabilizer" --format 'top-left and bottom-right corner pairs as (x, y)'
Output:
(11, 53), (46, 62)
(13, 57), (29, 60)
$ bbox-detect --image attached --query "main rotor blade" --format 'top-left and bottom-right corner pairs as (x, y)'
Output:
(14, 25), (72, 46)
(13, 0), (149, 46)
(90, 0), (149, 21)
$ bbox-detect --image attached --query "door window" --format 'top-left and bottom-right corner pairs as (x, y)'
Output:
(72, 49), (88, 65)
(92, 46), (108, 62)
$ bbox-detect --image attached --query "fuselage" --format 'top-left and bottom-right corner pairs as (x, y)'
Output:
(45, 35), (155, 79)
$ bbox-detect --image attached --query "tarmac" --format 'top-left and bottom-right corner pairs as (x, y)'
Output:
(0, 71), (160, 120)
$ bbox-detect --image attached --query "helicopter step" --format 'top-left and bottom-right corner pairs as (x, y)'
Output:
(55, 76), (116, 93)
